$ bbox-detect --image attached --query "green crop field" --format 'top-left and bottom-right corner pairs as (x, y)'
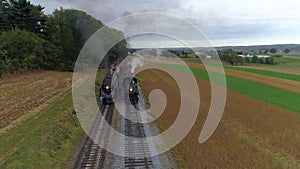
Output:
(225, 67), (300, 82)
(275, 57), (300, 63)
(164, 64), (300, 114)
(285, 53), (300, 57)
(271, 57), (300, 71)
(182, 58), (300, 81)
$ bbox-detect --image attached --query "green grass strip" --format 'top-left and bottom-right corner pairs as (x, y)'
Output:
(275, 57), (300, 63)
(183, 58), (300, 82)
(164, 64), (300, 114)
(0, 70), (106, 168)
(225, 66), (300, 82)
(0, 89), (85, 169)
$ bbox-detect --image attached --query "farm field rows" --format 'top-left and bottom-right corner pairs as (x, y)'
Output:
(186, 63), (300, 94)
(237, 56), (300, 72)
(139, 68), (300, 168)
(284, 54), (300, 59)
(0, 89), (81, 168)
(0, 70), (106, 168)
(184, 57), (300, 75)
(0, 71), (72, 130)
(164, 63), (300, 114)
(225, 66), (300, 82)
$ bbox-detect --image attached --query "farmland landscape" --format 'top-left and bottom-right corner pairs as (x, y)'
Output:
(1, 55), (299, 168)
(0, 70), (107, 168)
(0, 71), (72, 130)
(139, 58), (300, 168)
(1, 0), (300, 168)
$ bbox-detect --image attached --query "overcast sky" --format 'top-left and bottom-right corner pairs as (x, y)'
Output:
(31, 0), (300, 47)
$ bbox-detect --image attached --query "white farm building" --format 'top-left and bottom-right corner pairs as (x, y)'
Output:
(238, 54), (270, 58)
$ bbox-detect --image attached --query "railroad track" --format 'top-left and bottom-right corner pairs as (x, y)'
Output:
(73, 103), (155, 169)
(73, 104), (114, 169)
(123, 104), (154, 169)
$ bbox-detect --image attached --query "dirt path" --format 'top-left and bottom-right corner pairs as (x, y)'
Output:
(139, 68), (300, 168)
(0, 71), (72, 129)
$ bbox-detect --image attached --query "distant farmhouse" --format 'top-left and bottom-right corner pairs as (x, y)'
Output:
(238, 54), (270, 58)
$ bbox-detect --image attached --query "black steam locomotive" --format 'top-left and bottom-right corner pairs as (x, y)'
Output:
(127, 77), (139, 106)
(100, 74), (113, 105)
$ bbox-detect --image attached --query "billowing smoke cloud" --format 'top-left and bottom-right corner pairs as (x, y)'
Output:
(130, 55), (144, 74)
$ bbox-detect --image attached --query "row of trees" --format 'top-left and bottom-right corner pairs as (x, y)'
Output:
(0, 0), (127, 76)
(218, 49), (275, 66)
(166, 48), (277, 66)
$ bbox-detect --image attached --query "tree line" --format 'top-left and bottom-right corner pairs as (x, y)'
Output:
(217, 49), (276, 66)
(166, 48), (278, 66)
(0, 0), (127, 76)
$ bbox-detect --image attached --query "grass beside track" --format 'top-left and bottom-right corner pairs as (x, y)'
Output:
(0, 70), (106, 169)
(0, 89), (84, 169)
(164, 64), (300, 114)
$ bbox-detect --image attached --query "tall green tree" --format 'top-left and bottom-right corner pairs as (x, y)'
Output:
(284, 48), (290, 53)
(269, 56), (275, 65)
(46, 8), (86, 70)
(0, 0), (10, 31)
(270, 48), (277, 53)
(46, 8), (127, 70)
(252, 55), (258, 63)
(0, 0), (46, 35)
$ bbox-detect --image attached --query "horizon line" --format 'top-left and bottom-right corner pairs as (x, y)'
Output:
(128, 43), (300, 49)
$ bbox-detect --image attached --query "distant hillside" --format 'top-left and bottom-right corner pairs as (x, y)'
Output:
(215, 44), (300, 52)
(129, 44), (300, 52)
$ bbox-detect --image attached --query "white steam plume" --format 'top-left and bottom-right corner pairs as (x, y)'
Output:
(130, 54), (144, 74)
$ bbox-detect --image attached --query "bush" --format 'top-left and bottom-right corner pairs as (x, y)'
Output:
(0, 29), (62, 73)
(0, 29), (42, 72)
(273, 54), (283, 57)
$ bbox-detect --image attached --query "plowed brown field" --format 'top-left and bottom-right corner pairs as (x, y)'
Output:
(0, 71), (72, 129)
(139, 69), (300, 168)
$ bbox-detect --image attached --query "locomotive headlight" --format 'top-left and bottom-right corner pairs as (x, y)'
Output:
(129, 87), (134, 92)
(105, 85), (110, 90)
